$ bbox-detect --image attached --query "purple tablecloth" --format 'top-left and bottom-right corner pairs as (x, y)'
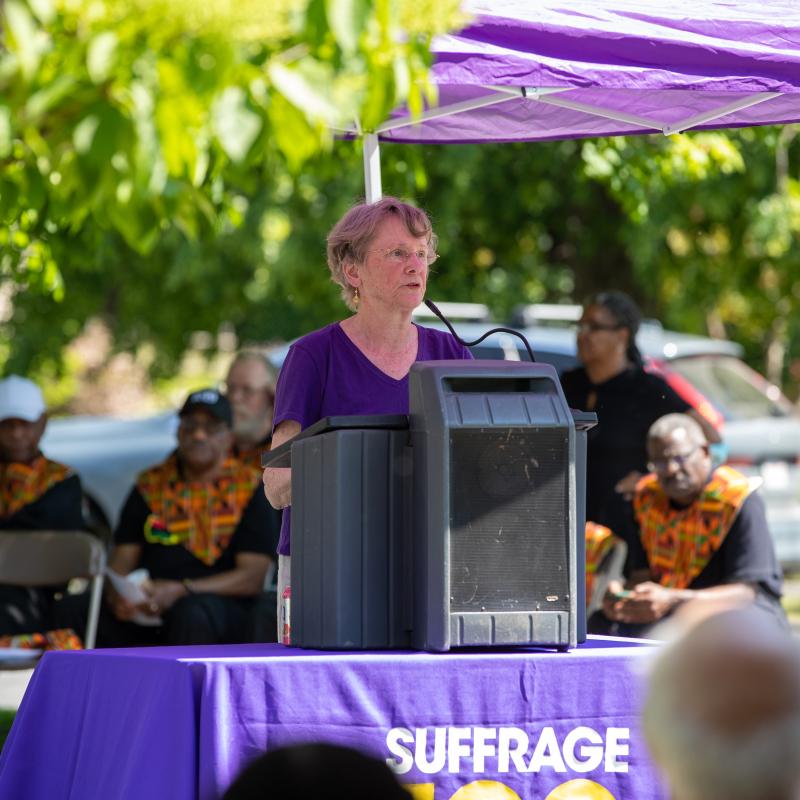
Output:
(0, 637), (666, 800)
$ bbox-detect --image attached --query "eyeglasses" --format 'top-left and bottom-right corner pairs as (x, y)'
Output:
(647, 447), (701, 473)
(223, 382), (270, 400)
(179, 418), (229, 436)
(369, 246), (438, 266)
(576, 322), (624, 335)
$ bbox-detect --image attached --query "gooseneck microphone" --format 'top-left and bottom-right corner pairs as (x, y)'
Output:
(423, 298), (537, 362)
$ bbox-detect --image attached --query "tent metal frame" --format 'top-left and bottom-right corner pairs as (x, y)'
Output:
(354, 86), (785, 201)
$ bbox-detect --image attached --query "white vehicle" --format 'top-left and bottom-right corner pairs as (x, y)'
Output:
(42, 411), (177, 532)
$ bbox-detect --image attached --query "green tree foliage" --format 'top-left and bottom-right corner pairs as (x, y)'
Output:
(268, 130), (798, 392)
(580, 128), (800, 386)
(0, 0), (465, 373)
(2, 0), (799, 394)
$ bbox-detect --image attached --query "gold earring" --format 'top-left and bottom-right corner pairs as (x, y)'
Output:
(353, 286), (360, 308)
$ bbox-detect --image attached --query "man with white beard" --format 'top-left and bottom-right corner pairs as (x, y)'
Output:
(225, 351), (278, 470)
(225, 351), (281, 640)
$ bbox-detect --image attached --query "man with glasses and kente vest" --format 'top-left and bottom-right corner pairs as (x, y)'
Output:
(57, 388), (279, 646)
(589, 413), (785, 637)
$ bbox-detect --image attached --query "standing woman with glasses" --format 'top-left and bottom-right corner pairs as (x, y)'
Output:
(262, 197), (471, 643)
(560, 291), (719, 529)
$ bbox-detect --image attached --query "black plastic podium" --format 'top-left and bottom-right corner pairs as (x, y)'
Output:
(262, 361), (596, 651)
(265, 414), (412, 649)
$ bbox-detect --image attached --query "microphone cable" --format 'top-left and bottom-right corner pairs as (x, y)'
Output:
(423, 298), (537, 362)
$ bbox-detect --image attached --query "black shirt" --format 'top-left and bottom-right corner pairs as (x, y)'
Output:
(560, 365), (690, 525)
(0, 474), (85, 531)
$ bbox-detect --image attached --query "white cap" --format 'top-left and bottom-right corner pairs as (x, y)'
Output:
(0, 375), (46, 423)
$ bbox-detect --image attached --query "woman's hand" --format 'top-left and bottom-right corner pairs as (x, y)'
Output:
(263, 420), (301, 509)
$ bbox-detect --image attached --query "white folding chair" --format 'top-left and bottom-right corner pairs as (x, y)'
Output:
(0, 530), (106, 650)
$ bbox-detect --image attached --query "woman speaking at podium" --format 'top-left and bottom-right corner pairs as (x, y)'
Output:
(262, 197), (471, 643)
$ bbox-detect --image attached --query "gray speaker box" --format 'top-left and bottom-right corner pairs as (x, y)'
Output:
(409, 361), (582, 651)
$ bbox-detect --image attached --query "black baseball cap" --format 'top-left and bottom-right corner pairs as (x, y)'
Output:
(178, 388), (233, 427)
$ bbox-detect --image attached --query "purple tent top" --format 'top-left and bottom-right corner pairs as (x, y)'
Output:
(358, 0), (800, 145)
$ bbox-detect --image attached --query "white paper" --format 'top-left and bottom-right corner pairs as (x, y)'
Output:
(105, 567), (163, 626)
(0, 648), (43, 664)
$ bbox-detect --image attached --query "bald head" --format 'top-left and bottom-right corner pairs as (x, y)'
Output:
(647, 413), (705, 449)
(646, 413), (711, 504)
(643, 609), (800, 800)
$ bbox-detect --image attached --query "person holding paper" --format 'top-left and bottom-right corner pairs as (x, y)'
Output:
(56, 388), (278, 646)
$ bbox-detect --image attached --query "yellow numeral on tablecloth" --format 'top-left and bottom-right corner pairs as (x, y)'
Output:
(405, 780), (616, 800)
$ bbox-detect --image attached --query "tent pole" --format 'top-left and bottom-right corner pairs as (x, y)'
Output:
(363, 133), (382, 202)
(535, 93), (662, 132)
(375, 89), (532, 134)
(662, 92), (781, 135)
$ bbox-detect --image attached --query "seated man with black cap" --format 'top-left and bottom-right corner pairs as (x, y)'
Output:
(58, 388), (278, 646)
(0, 375), (85, 636)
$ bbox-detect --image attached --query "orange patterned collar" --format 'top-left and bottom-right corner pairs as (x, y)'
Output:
(0, 456), (71, 520)
(585, 521), (617, 606)
(136, 453), (260, 566)
(232, 440), (270, 472)
(633, 465), (752, 589)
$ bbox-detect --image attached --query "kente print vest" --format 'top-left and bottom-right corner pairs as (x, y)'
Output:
(0, 456), (71, 519)
(584, 521), (617, 605)
(633, 465), (752, 590)
(137, 454), (260, 565)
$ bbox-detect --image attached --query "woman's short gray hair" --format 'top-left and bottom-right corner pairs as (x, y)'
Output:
(327, 197), (437, 311)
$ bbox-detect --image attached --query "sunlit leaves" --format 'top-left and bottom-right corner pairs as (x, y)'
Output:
(326, 0), (370, 55)
(212, 87), (262, 164)
(745, 186), (800, 260)
(584, 126), (800, 388)
(268, 61), (343, 127)
(266, 92), (325, 172)
(0, 108), (12, 158)
(4, 0), (49, 79)
(0, 0), (463, 329)
(86, 31), (118, 83)
(0, 0), (467, 380)
(59, 0), (299, 45)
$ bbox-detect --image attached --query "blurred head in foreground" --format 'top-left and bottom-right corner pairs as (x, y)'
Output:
(643, 607), (800, 800)
(222, 742), (411, 800)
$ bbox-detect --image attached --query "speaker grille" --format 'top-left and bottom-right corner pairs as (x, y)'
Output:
(449, 428), (570, 613)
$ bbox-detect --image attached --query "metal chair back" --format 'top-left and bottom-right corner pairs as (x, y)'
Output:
(0, 531), (106, 649)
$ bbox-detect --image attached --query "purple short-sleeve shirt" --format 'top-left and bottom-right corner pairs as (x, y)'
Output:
(272, 322), (472, 554)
